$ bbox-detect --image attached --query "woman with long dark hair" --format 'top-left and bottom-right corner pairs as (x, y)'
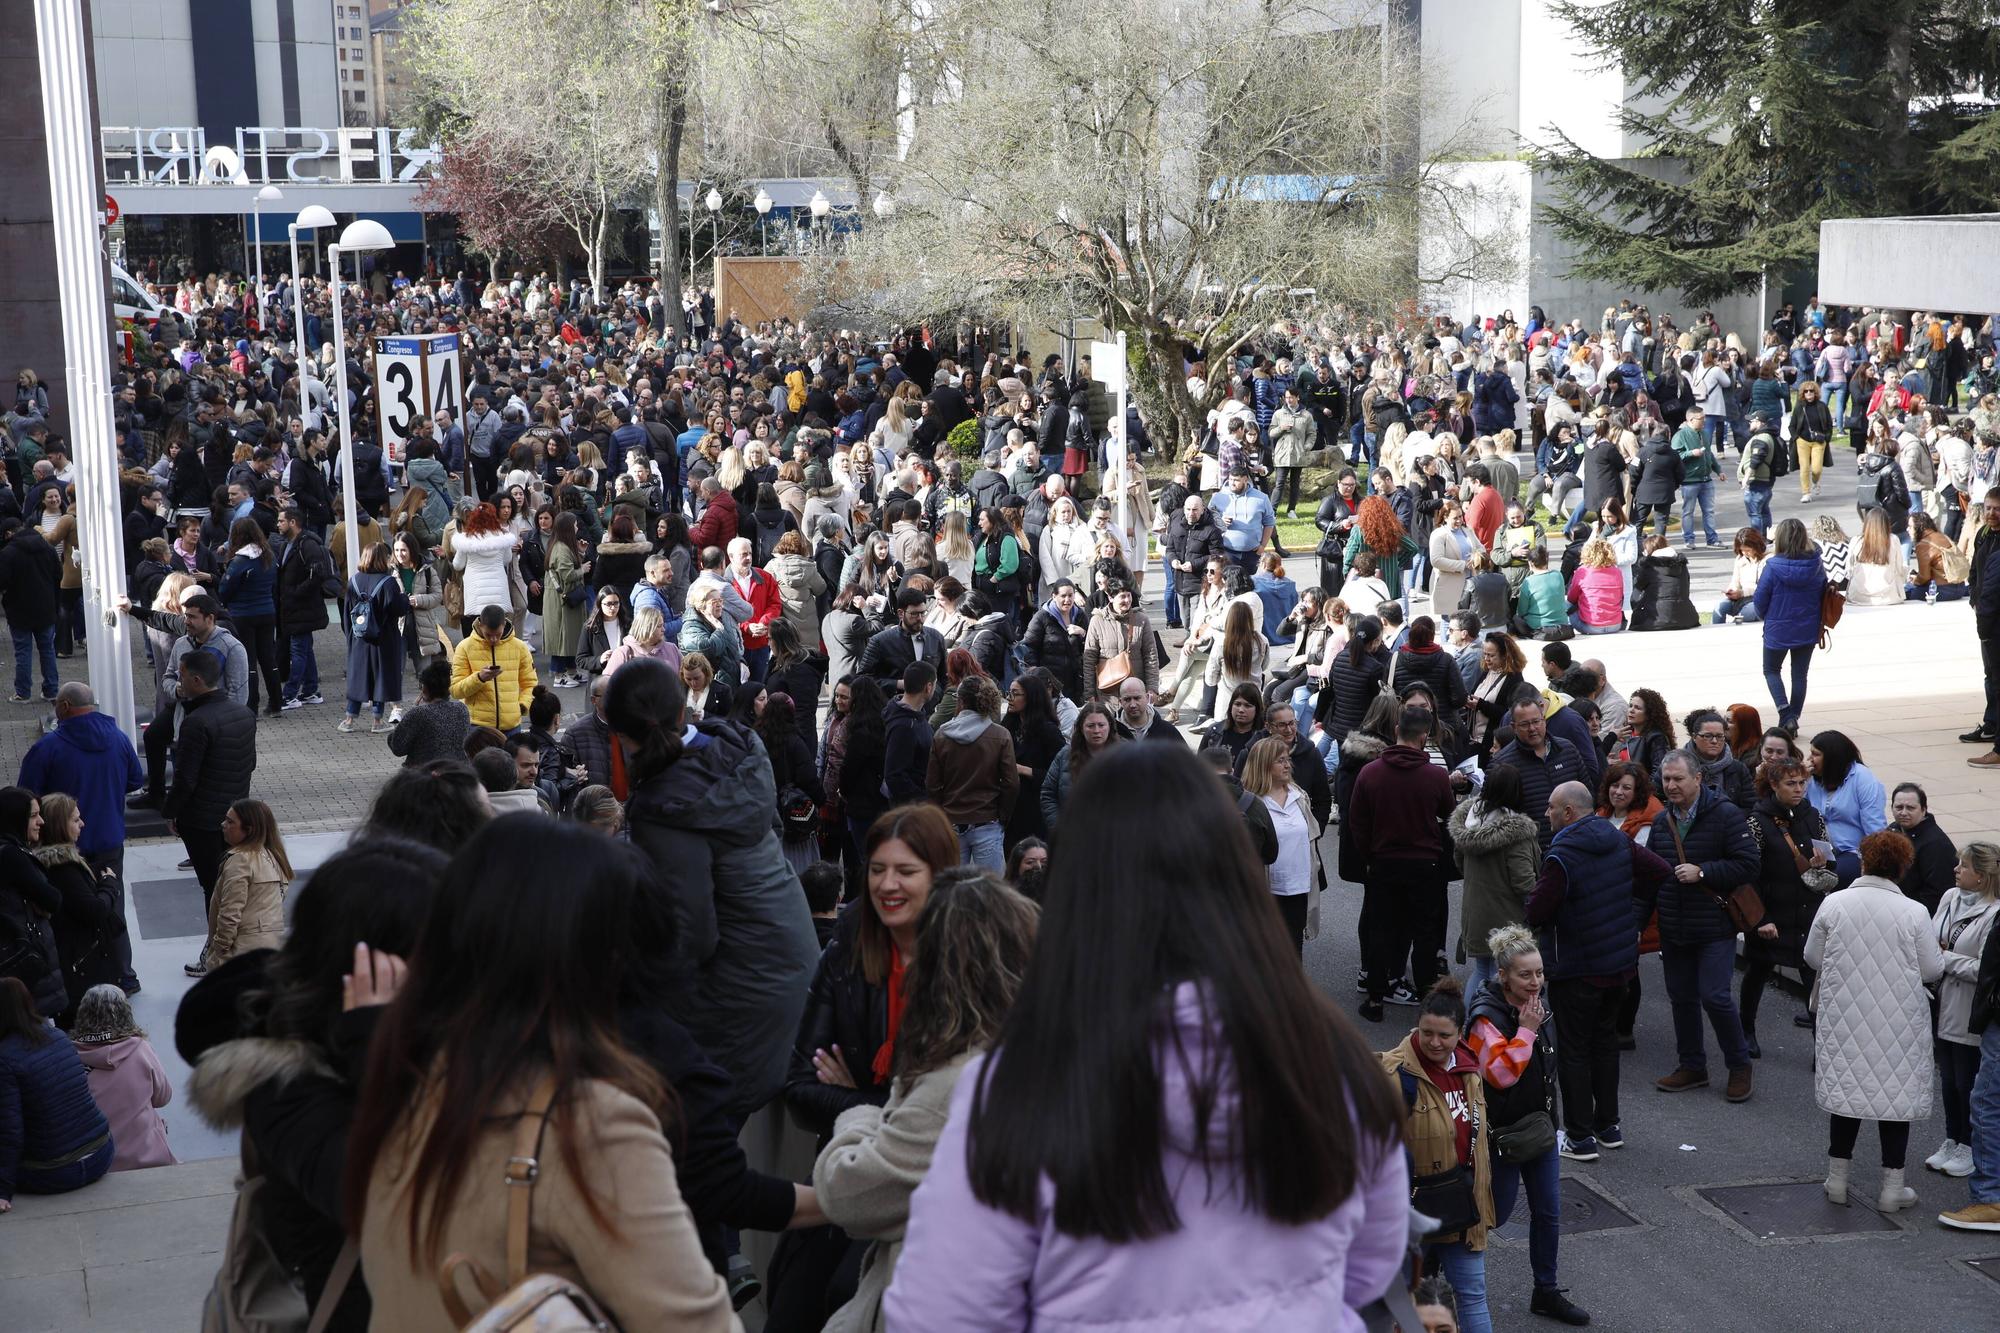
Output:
(1004, 671), (1065, 846)
(971, 505), (1025, 624)
(179, 837), (448, 1330)
(886, 744), (1408, 1327)
(831, 674), (891, 894)
(540, 511), (589, 687)
(343, 819), (735, 1330)
(1199, 683), (1266, 768)
(0, 974), (113, 1209)
(1614, 686), (1676, 777)
(1316, 613), (1389, 746)
(219, 515), (284, 714)
(607, 658), (819, 1116)
(1807, 730), (1887, 888)
(1039, 701), (1123, 834)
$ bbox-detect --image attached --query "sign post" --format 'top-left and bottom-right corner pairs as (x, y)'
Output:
(1090, 333), (1130, 548)
(372, 332), (461, 471)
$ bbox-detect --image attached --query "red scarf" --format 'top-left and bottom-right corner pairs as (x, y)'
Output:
(871, 948), (908, 1082)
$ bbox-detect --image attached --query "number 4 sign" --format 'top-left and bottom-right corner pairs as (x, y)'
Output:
(372, 333), (462, 467)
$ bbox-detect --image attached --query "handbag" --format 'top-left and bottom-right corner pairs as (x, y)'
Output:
(1095, 619), (1133, 692)
(1490, 1109), (1557, 1164)
(778, 785), (818, 840)
(201, 1138), (358, 1333)
(1666, 814), (1764, 934)
(1397, 1070), (1481, 1234)
(436, 1077), (616, 1332)
(1774, 814), (1838, 894)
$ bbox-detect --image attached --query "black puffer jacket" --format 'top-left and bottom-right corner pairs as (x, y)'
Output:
(1746, 795), (1829, 967)
(1641, 789), (1762, 946)
(1316, 645), (1389, 743)
(782, 909), (890, 1140)
(35, 846), (125, 1028)
(163, 690), (258, 831)
(1022, 602), (1088, 701)
(1393, 644), (1467, 714)
(275, 530), (336, 634)
(0, 836), (67, 1018)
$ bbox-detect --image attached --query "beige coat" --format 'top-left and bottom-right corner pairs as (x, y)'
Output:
(815, 1051), (976, 1333)
(361, 1077), (739, 1333)
(201, 847), (287, 969)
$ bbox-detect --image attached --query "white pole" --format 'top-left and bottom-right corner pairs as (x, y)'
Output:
(252, 200), (264, 321)
(33, 0), (137, 743)
(329, 248), (363, 579)
(1114, 329), (1129, 544)
(288, 223), (314, 430)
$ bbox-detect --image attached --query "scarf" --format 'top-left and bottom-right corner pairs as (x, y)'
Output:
(871, 947), (908, 1083)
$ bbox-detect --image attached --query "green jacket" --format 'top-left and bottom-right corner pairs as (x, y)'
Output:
(1517, 569), (1569, 629)
(1343, 529), (1421, 598)
(1672, 426), (1717, 483)
(1737, 431), (1775, 485)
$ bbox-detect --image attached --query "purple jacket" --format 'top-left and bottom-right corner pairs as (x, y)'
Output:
(884, 984), (1410, 1332)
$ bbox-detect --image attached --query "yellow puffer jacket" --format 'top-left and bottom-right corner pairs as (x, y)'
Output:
(1380, 1034), (1494, 1250)
(449, 625), (539, 731)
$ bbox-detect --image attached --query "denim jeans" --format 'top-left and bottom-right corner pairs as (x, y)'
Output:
(284, 632), (320, 701)
(1489, 1143), (1562, 1290)
(1468, 954), (1498, 998)
(1713, 597), (1762, 624)
(16, 1136), (113, 1196)
(1826, 384), (1848, 430)
(1567, 611), (1623, 635)
(1742, 481), (1772, 533)
(1679, 480), (1718, 544)
(743, 644), (771, 683)
(1426, 1239), (1490, 1333)
(1702, 417), (1730, 454)
(1968, 1024), (2000, 1203)
(1762, 642), (1814, 729)
(1661, 937), (1751, 1074)
(957, 820), (1004, 871)
(12, 625), (58, 699)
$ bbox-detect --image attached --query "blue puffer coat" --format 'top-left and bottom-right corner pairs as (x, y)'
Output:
(0, 1026), (111, 1200)
(219, 552), (277, 620)
(1754, 551), (1827, 650)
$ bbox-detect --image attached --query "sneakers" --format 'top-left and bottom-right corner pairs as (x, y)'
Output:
(1559, 1132), (1600, 1163)
(301, 693), (326, 706)
(280, 698), (305, 711)
(1529, 1286), (1591, 1326)
(1926, 1138), (1959, 1171)
(1969, 752), (2000, 769)
(1938, 1202), (2000, 1232)
(1656, 1068), (1709, 1093)
(387, 707), (404, 725)
(1943, 1143), (1976, 1178)
(183, 960), (207, 978)
(1725, 1065), (1753, 1103)
(1597, 1124), (1624, 1150)
(9, 695), (29, 704)
(1354, 971), (1369, 994)
(725, 1253), (762, 1312)
(337, 716), (357, 733)
(1960, 727), (1996, 745)
(1358, 1000), (1385, 1023)
(177, 857), (193, 870)
(1382, 980), (1421, 1007)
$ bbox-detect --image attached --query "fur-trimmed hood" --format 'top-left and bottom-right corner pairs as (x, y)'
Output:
(186, 1036), (333, 1130)
(1448, 801), (1539, 856)
(30, 842), (90, 872)
(593, 539), (652, 557)
(1340, 732), (1388, 767)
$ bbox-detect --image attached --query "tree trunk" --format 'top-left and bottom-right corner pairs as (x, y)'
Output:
(657, 76), (687, 338)
(1131, 319), (1203, 457)
(591, 202), (612, 307)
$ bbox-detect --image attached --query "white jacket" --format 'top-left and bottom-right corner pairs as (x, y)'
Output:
(452, 530), (518, 617)
(1804, 876), (1945, 1121)
(1931, 890), (2000, 1047)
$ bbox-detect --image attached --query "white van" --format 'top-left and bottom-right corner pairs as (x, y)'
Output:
(109, 262), (186, 339)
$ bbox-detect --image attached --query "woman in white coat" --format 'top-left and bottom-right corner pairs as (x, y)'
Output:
(1924, 842), (2000, 1179)
(450, 503), (520, 629)
(1805, 829), (1947, 1213)
(1038, 497), (1089, 589)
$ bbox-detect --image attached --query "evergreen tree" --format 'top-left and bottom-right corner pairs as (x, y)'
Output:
(1534, 0), (2000, 304)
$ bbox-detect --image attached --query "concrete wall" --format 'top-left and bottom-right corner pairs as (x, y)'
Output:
(90, 0), (342, 130)
(1419, 0), (1521, 157)
(1818, 215), (2000, 314)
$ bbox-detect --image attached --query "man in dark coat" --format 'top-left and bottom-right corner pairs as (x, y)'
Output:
(1632, 429), (1684, 538)
(1162, 493), (1226, 626)
(275, 507), (336, 708)
(164, 649), (258, 911)
(1348, 706), (1458, 1021)
(1639, 751), (1762, 1103)
(0, 519), (63, 702)
(858, 588), (947, 684)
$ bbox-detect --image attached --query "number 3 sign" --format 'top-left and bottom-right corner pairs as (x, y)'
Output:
(372, 333), (462, 466)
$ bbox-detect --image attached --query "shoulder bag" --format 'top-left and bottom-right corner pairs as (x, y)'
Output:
(1397, 1068), (1482, 1234)
(1666, 813), (1764, 934)
(1773, 813), (1838, 894)
(436, 1076), (615, 1332)
(201, 1137), (358, 1333)
(1095, 617), (1134, 692)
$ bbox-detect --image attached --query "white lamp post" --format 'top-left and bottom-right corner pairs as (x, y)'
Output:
(328, 218), (396, 579)
(288, 203), (336, 431)
(753, 188), (772, 254)
(809, 189), (830, 250)
(253, 184), (283, 320)
(703, 187), (723, 287)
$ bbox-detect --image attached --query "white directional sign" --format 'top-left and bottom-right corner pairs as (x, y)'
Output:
(373, 332), (461, 466)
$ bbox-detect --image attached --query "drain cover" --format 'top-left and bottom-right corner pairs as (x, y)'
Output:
(1496, 1174), (1642, 1235)
(1693, 1181), (1898, 1241)
(1961, 1256), (2000, 1286)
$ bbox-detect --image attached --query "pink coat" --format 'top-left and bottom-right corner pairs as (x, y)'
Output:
(76, 1036), (179, 1171)
(1566, 565), (1625, 628)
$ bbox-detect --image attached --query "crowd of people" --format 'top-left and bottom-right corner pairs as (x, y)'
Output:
(3, 273), (2000, 1329)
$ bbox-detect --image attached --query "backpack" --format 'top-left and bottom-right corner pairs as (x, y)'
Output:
(349, 576), (386, 644)
(1937, 541), (1972, 585)
(436, 1077), (616, 1332)
(201, 1139), (357, 1333)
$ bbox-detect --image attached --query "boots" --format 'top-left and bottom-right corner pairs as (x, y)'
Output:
(1824, 1156), (1849, 1205)
(1877, 1167), (1917, 1213)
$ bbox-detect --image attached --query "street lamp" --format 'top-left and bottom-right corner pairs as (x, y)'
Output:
(288, 203), (336, 432)
(872, 191), (895, 220)
(809, 189), (830, 250)
(754, 187), (772, 254)
(253, 183), (283, 321)
(328, 217), (396, 580)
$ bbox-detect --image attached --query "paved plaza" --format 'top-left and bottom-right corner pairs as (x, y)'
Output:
(2, 457), (1996, 1330)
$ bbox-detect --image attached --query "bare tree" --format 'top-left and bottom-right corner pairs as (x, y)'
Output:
(823, 0), (1514, 447)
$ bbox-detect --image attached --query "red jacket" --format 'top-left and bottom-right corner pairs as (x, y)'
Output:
(1467, 487), (1506, 550)
(689, 490), (739, 551)
(731, 566), (782, 646)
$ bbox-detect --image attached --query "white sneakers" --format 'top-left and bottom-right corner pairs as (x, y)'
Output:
(1927, 1139), (1976, 1178)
